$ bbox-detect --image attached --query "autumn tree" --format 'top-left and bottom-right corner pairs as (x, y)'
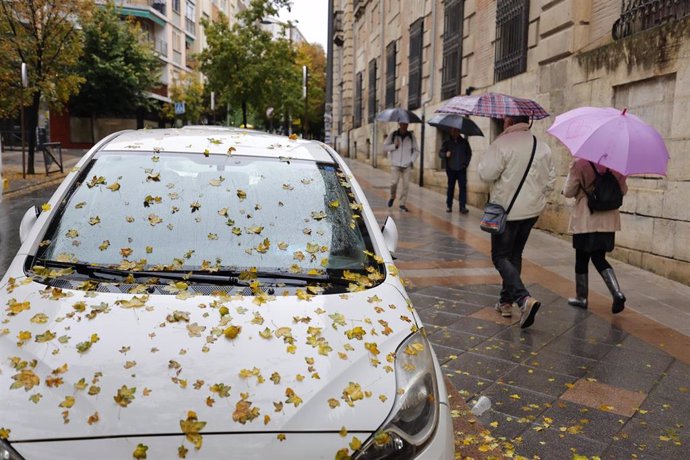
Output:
(199, 0), (295, 129)
(295, 41), (326, 139)
(70, 2), (160, 140)
(0, 0), (90, 174)
(168, 71), (205, 125)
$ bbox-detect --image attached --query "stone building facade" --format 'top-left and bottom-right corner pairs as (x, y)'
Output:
(329, 0), (690, 285)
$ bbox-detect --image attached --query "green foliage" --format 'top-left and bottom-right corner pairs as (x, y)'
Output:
(0, 0), (88, 117)
(70, 2), (160, 117)
(169, 71), (205, 125)
(295, 42), (326, 139)
(199, 0), (299, 128)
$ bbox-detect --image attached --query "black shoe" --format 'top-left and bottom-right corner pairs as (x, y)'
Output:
(399, 205), (409, 212)
(460, 208), (469, 214)
(446, 207), (452, 213)
(387, 198), (394, 208)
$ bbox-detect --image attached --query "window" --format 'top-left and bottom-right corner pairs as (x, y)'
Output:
(172, 0), (180, 13)
(368, 59), (377, 123)
(441, 0), (463, 100)
(612, 0), (690, 40)
(494, 0), (530, 82)
(408, 18), (423, 110)
(384, 41), (396, 108)
(354, 72), (363, 128)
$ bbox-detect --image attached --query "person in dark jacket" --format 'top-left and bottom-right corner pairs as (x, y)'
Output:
(439, 128), (472, 213)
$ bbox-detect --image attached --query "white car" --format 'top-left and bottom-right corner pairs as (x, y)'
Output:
(0, 127), (454, 459)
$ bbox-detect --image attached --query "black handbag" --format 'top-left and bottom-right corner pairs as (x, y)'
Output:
(480, 136), (537, 235)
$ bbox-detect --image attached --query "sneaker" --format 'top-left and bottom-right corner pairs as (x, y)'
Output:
(494, 302), (512, 318)
(519, 296), (541, 329)
(446, 207), (452, 213)
(399, 205), (410, 212)
(460, 208), (469, 214)
(387, 198), (394, 207)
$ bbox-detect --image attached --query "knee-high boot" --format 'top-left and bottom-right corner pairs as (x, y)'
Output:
(600, 268), (625, 314)
(568, 273), (588, 309)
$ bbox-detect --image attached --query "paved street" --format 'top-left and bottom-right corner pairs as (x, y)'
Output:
(348, 159), (690, 459)
(1, 148), (689, 458)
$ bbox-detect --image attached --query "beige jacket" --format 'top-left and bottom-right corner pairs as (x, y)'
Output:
(478, 123), (556, 221)
(383, 130), (420, 168)
(562, 158), (628, 234)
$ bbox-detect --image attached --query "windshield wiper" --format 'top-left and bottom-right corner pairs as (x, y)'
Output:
(32, 260), (233, 285)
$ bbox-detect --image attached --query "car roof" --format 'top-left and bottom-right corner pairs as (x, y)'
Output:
(98, 127), (335, 163)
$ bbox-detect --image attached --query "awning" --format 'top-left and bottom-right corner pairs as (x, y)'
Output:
(120, 7), (167, 28)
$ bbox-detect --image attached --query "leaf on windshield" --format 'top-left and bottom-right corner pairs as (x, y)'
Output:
(66, 229), (79, 238)
(59, 396), (75, 408)
(148, 214), (163, 226)
(143, 195), (162, 207)
(208, 233), (218, 241)
(120, 247), (133, 258)
(210, 383), (231, 398)
(86, 176), (106, 188)
(187, 323), (206, 338)
(35, 330), (56, 343)
(146, 172), (161, 182)
(180, 410), (207, 449)
(277, 242), (288, 250)
(190, 202), (201, 213)
(256, 238), (270, 253)
(311, 211), (327, 221)
(88, 216), (101, 226)
(30, 313), (48, 324)
(75, 201), (86, 209)
(341, 382), (364, 407)
(41, 203), (52, 212)
(218, 208), (229, 217)
(106, 181), (121, 192)
(209, 176), (225, 187)
(223, 325), (241, 340)
(227, 146), (236, 155)
(208, 138), (222, 145)
(232, 227), (242, 236)
(285, 388), (303, 407)
(237, 190), (247, 200)
(328, 200), (340, 208)
(247, 226), (264, 235)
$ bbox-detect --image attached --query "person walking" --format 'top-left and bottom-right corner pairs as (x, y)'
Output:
(562, 159), (628, 313)
(439, 127), (472, 213)
(383, 122), (420, 212)
(478, 115), (555, 328)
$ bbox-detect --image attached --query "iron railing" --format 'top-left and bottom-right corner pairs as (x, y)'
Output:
(385, 41), (396, 108)
(354, 72), (363, 128)
(368, 59), (377, 123)
(494, 0), (530, 83)
(613, 0), (690, 39)
(408, 18), (423, 110)
(441, 0), (463, 100)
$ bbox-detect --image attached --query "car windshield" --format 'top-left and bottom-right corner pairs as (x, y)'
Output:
(36, 152), (376, 277)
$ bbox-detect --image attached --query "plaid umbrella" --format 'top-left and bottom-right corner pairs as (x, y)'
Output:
(436, 92), (549, 120)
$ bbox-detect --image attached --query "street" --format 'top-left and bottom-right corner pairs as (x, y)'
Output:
(0, 185), (57, 275)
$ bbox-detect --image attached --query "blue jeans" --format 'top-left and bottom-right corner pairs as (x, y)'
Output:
(445, 168), (467, 209)
(491, 216), (538, 304)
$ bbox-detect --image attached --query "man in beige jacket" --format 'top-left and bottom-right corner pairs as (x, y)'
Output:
(383, 122), (420, 212)
(478, 116), (555, 328)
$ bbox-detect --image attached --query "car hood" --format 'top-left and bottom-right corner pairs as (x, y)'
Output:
(0, 278), (418, 442)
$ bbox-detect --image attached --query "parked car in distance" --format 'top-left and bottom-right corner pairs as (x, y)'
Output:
(0, 127), (454, 459)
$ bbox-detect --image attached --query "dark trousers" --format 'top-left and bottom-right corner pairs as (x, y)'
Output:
(575, 249), (612, 274)
(446, 168), (467, 209)
(491, 216), (538, 304)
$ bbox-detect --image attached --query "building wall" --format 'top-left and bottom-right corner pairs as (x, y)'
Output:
(330, 0), (690, 285)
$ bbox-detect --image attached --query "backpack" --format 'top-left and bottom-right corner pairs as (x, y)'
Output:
(586, 162), (623, 212)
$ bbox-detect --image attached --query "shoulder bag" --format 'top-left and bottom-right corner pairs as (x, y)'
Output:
(480, 135), (537, 235)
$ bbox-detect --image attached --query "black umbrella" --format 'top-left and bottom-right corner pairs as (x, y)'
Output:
(376, 107), (422, 123)
(427, 114), (484, 136)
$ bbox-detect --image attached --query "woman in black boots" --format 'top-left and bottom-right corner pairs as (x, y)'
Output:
(563, 159), (628, 313)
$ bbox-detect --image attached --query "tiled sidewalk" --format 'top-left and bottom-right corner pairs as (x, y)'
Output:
(348, 159), (690, 459)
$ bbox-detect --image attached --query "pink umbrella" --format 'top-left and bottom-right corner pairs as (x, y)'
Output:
(436, 92), (549, 120)
(547, 107), (669, 175)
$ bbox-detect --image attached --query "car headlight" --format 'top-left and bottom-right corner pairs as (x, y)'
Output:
(0, 439), (24, 460)
(354, 329), (439, 459)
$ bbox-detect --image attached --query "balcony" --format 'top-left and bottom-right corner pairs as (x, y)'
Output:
(185, 16), (196, 37)
(151, 0), (166, 15)
(155, 38), (168, 57)
(613, 0), (690, 40)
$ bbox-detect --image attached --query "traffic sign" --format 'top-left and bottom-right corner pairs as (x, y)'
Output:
(174, 102), (186, 115)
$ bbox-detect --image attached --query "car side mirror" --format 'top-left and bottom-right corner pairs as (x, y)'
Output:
(19, 205), (41, 244)
(381, 216), (398, 254)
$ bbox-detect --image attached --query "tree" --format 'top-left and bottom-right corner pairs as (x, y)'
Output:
(199, 0), (296, 129)
(295, 42), (326, 139)
(70, 2), (160, 140)
(0, 0), (90, 174)
(168, 71), (205, 125)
